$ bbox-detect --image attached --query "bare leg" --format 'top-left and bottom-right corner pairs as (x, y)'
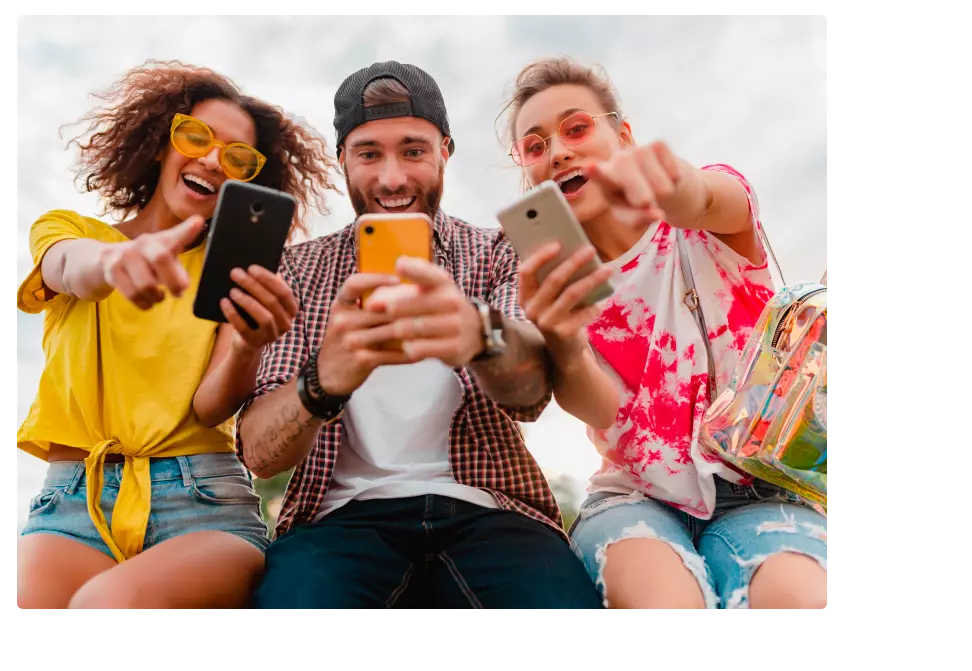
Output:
(68, 531), (265, 609)
(748, 552), (827, 609)
(602, 538), (707, 608)
(18, 535), (117, 608)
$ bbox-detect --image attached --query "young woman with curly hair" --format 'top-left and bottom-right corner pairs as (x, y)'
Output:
(17, 61), (339, 608)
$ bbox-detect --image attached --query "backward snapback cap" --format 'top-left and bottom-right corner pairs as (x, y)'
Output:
(334, 61), (455, 156)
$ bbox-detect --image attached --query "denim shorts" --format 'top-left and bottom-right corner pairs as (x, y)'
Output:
(569, 478), (827, 608)
(21, 452), (270, 558)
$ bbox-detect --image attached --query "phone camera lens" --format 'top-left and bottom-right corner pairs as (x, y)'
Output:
(364, 225), (375, 235)
(249, 202), (265, 216)
(526, 209), (538, 220)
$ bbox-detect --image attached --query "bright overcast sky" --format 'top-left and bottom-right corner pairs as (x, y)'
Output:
(16, 15), (825, 526)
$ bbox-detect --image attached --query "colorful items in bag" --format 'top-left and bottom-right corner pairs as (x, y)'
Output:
(698, 282), (827, 509)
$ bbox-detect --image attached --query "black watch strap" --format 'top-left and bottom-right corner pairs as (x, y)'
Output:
(296, 348), (351, 421)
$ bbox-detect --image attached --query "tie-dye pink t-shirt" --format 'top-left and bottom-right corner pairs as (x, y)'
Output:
(585, 164), (776, 519)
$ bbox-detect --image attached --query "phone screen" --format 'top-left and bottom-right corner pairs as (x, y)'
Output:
(193, 181), (295, 325)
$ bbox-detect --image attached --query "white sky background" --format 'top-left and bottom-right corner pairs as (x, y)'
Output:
(16, 15), (826, 527)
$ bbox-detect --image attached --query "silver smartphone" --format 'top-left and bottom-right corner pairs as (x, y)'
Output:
(497, 180), (614, 306)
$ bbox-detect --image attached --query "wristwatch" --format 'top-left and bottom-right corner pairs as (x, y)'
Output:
(296, 348), (351, 421)
(469, 297), (506, 361)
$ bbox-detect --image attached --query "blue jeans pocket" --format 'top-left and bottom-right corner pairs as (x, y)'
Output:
(191, 474), (262, 507)
(27, 486), (67, 518)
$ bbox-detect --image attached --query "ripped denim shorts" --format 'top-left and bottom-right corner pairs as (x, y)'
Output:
(568, 478), (827, 608)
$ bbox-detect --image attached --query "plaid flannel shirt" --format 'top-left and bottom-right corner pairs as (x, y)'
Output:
(236, 210), (564, 540)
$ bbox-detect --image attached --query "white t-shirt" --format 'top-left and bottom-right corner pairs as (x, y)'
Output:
(585, 164), (776, 519)
(314, 358), (499, 520)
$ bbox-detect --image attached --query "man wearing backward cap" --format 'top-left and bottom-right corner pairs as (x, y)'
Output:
(236, 61), (602, 608)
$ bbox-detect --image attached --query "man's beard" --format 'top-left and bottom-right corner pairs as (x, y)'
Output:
(346, 162), (445, 220)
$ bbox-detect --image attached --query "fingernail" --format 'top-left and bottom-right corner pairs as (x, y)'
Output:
(230, 288), (242, 299)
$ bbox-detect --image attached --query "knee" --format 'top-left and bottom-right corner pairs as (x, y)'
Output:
(250, 583), (292, 609)
(748, 552), (827, 609)
(18, 585), (67, 609)
(607, 588), (706, 609)
(527, 567), (604, 609)
(68, 577), (174, 609)
(780, 589), (826, 609)
(251, 567), (332, 609)
(602, 539), (708, 609)
(750, 583), (826, 609)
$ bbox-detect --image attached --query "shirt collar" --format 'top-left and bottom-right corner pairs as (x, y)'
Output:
(431, 209), (453, 257)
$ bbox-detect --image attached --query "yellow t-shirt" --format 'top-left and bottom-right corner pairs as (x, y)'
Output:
(17, 210), (235, 562)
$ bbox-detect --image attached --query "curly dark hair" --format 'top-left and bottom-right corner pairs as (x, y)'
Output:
(65, 60), (339, 238)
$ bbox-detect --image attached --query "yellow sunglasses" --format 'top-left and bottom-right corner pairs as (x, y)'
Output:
(169, 113), (267, 182)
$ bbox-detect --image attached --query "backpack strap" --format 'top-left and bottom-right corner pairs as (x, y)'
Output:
(740, 181), (785, 286)
(676, 229), (718, 402)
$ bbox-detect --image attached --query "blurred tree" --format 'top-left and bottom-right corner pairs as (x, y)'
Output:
(545, 471), (582, 532)
(252, 468), (293, 527)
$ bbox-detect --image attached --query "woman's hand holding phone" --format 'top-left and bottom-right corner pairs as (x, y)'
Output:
(519, 241), (622, 430)
(519, 241), (614, 361)
(220, 265), (299, 354)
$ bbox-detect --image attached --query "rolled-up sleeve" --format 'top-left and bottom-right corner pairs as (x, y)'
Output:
(18, 210), (88, 313)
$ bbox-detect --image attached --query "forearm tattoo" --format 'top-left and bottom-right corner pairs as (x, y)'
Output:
(243, 400), (321, 474)
(471, 319), (550, 406)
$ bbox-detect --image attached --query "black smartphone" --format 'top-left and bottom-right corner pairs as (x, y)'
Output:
(192, 180), (295, 327)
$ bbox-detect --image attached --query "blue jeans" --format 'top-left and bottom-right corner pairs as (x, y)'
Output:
(569, 478), (827, 608)
(253, 494), (603, 608)
(21, 453), (270, 557)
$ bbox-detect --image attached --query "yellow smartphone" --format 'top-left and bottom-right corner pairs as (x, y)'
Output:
(355, 212), (434, 349)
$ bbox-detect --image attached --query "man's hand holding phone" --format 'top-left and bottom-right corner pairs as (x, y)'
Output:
(519, 241), (614, 362)
(315, 273), (414, 396)
(362, 256), (484, 367)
